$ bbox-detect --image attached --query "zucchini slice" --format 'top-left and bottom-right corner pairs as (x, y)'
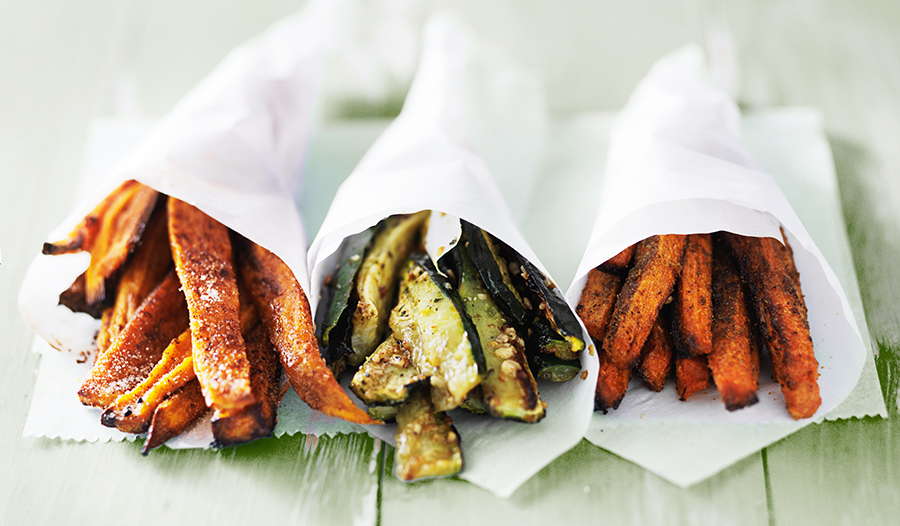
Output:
(395, 390), (462, 481)
(459, 221), (526, 326)
(454, 244), (545, 422)
(368, 405), (399, 422)
(529, 353), (582, 383)
(350, 336), (428, 406)
(517, 257), (586, 360)
(351, 211), (429, 365)
(319, 227), (376, 348)
(390, 254), (484, 411)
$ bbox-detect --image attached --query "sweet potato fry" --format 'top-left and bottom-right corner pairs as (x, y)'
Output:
(78, 271), (188, 408)
(722, 232), (820, 419)
(672, 234), (713, 356)
(100, 328), (193, 434)
(168, 198), (254, 416)
(576, 268), (624, 342)
(142, 380), (209, 454)
(45, 180), (160, 315)
(211, 304), (283, 447)
(675, 353), (711, 400)
(708, 241), (760, 411)
(777, 227), (807, 313)
(598, 244), (635, 275)
(637, 312), (674, 392)
(602, 235), (687, 369)
(595, 351), (631, 412)
(95, 200), (173, 359)
(238, 238), (378, 424)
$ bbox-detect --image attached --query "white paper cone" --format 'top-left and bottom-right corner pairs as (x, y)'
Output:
(308, 15), (595, 498)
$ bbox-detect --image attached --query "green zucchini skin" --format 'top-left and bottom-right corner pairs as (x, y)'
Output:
(529, 353), (582, 383)
(460, 221), (526, 326)
(351, 211), (429, 365)
(395, 390), (462, 481)
(453, 245), (545, 422)
(350, 336), (428, 406)
(517, 256), (586, 359)
(368, 405), (399, 422)
(390, 254), (484, 412)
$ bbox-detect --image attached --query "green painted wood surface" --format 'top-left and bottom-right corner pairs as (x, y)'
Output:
(3, 1), (899, 524)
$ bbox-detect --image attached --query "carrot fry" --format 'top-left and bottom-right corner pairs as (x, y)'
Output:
(168, 198), (253, 416)
(100, 328), (194, 434)
(238, 239), (378, 425)
(142, 380), (209, 454)
(602, 235), (687, 369)
(722, 232), (820, 419)
(576, 268), (624, 342)
(78, 271), (188, 408)
(672, 234), (713, 356)
(637, 312), (674, 392)
(46, 180), (160, 315)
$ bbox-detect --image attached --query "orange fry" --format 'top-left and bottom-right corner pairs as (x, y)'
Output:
(96, 200), (173, 360)
(142, 380), (209, 454)
(45, 180), (159, 315)
(598, 244), (635, 275)
(675, 354), (711, 401)
(576, 267), (624, 342)
(723, 232), (820, 419)
(602, 235), (687, 369)
(238, 239), (378, 425)
(709, 241), (760, 411)
(637, 312), (674, 392)
(595, 352), (631, 412)
(78, 271), (188, 408)
(168, 198), (253, 416)
(100, 328), (194, 434)
(672, 234), (713, 356)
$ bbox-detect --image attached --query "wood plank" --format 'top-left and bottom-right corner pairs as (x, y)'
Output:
(381, 440), (769, 526)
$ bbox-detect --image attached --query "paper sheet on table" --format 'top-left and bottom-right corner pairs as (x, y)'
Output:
(17, 0), (361, 448)
(565, 46), (885, 487)
(306, 16), (595, 498)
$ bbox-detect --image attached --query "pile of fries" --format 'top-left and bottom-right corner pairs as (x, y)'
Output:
(576, 231), (821, 419)
(44, 180), (375, 453)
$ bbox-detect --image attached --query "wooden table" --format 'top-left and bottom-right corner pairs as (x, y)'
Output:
(3, 1), (898, 524)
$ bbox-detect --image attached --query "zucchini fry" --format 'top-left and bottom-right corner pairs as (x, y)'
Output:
(78, 271), (188, 407)
(168, 198), (253, 416)
(395, 390), (462, 481)
(722, 232), (820, 419)
(675, 353), (711, 401)
(101, 328), (193, 433)
(351, 211), (429, 363)
(45, 180), (160, 316)
(672, 234), (713, 356)
(603, 235), (687, 369)
(709, 241), (760, 411)
(351, 337), (427, 407)
(142, 380), (208, 454)
(96, 200), (173, 359)
(211, 305), (282, 447)
(637, 312), (674, 392)
(238, 239), (378, 425)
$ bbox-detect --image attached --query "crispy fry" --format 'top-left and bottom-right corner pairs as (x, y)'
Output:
(45, 180), (160, 315)
(78, 271), (188, 407)
(708, 241), (760, 411)
(576, 268), (624, 342)
(637, 312), (674, 392)
(595, 352), (631, 412)
(142, 380), (209, 454)
(598, 244), (635, 275)
(95, 201), (173, 360)
(675, 353), (711, 400)
(238, 239), (378, 425)
(168, 198), (253, 415)
(602, 234), (687, 369)
(722, 232), (820, 419)
(211, 304), (283, 447)
(672, 234), (713, 356)
(777, 227), (807, 313)
(100, 328), (193, 433)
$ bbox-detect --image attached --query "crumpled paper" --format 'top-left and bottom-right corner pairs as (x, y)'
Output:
(306, 16), (595, 498)
(18, 0), (353, 448)
(566, 45), (886, 486)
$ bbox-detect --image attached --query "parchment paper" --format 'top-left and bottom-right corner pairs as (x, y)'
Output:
(306, 16), (596, 498)
(566, 46), (886, 486)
